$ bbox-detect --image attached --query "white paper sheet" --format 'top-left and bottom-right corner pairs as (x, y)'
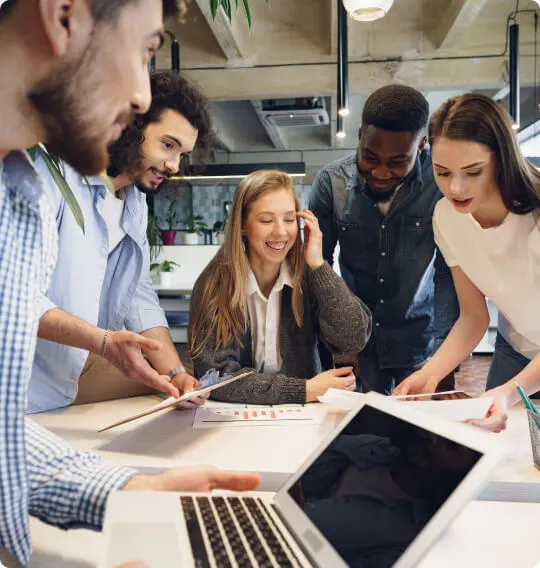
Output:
(193, 404), (325, 428)
(399, 398), (492, 422)
(318, 388), (492, 422)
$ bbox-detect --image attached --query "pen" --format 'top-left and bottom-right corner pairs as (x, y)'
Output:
(515, 382), (540, 416)
(394, 390), (461, 400)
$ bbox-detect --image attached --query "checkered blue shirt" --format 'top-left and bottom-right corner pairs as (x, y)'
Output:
(0, 152), (136, 565)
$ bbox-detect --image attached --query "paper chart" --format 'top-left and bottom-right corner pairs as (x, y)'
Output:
(193, 405), (324, 428)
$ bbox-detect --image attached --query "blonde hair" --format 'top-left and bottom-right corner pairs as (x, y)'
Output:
(190, 170), (305, 357)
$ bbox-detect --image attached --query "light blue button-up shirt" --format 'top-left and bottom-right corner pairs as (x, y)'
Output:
(28, 159), (168, 413)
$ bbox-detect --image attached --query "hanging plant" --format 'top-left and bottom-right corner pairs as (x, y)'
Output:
(210, 0), (268, 29)
(27, 144), (86, 233)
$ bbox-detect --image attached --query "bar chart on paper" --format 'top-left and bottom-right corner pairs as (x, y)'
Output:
(193, 405), (324, 428)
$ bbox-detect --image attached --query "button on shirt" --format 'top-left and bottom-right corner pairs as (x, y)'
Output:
(310, 152), (459, 369)
(246, 263), (293, 374)
(28, 160), (167, 413)
(0, 152), (135, 565)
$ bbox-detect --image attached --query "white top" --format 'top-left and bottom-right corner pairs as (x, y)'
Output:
(101, 189), (126, 252)
(246, 263), (293, 374)
(434, 198), (540, 359)
(376, 183), (402, 215)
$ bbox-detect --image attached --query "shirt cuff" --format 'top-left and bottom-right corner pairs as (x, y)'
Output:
(73, 463), (138, 530)
(125, 307), (169, 334)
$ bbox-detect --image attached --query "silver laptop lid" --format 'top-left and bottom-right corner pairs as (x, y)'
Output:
(275, 394), (501, 568)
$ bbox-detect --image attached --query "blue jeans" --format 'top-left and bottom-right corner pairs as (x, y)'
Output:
(358, 344), (422, 394)
(486, 333), (537, 397)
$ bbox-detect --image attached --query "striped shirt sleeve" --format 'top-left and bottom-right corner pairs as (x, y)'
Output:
(25, 419), (137, 530)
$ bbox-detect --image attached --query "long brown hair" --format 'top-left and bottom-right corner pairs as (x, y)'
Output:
(429, 93), (540, 214)
(189, 170), (305, 357)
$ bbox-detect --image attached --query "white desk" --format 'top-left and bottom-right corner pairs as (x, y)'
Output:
(417, 501), (540, 567)
(27, 501), (540, 568)
(32, 397), (540, 500)
(27, 397), (540, 567)
(32, 398), (340, 481)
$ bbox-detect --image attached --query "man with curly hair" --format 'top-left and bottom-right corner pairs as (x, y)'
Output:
(28, 71), (214, 413)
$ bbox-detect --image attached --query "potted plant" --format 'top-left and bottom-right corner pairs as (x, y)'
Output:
(213, 220), (225, 245)
(147, 213), (163, 262)
(161, 201), (179, 245)
(212, 204), (229, 245)
(150, 259), (180, 287)
(182, 213), (208, 245)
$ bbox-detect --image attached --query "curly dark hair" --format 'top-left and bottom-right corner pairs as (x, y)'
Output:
(362, 84), (429, 133)
(108, 71), (213, 177)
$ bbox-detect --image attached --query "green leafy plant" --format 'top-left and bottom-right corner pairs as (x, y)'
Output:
(150, 259), (180, 273)
(213, 206), (229, 234)
(183, 213), (208, 235)
(27, 144), (86, 233)
(163, 200), (179, 230)
(210, 0), (268, 29)
(147, 213), (164, 262)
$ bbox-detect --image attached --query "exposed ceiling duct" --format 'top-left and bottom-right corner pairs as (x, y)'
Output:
(260, 98), (330, 129)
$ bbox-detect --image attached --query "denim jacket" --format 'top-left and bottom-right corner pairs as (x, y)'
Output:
(309, 151), (458, 369)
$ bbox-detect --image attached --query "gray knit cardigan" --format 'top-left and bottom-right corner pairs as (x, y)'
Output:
(189, 261), (372, 405)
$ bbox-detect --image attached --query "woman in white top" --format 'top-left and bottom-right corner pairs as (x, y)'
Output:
(189, 169), (372, 405)
(394, 94), (540, 431)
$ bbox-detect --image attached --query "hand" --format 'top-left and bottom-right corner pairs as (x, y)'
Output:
(297, 209), (324, 270)
(306, 367), (356, 402)
(104, 330), (180, 399)
(123, 465), (261, 493)
(465, 389), (509, 433)
(170, 372), (208, 409)
(392, 370), (439, 397)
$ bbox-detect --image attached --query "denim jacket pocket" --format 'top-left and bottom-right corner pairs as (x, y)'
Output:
(337, 220), (379, 271)
(399, 216), (434, 262)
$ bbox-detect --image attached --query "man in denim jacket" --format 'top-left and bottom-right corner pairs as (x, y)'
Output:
(310, 85), (458, 394)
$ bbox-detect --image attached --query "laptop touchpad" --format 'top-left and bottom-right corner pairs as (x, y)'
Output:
(106, 522), (182, 568)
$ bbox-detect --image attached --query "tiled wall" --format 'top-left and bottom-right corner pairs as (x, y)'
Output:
(154, 182), (312, 237)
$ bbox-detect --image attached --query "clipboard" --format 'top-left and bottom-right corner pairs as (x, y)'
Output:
(98, 370), (253, 433)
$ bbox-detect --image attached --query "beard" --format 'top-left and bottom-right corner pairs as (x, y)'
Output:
(364, 184), (399, 203)
(28, 39), (131, 176)
(108, 127), (169, 194)
(135, 176), (171, 195)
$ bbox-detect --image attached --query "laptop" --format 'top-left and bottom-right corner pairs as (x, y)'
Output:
(100, 393), (502, 568)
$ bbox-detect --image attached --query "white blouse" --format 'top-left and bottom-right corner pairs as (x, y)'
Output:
(246, 263), (293, 374)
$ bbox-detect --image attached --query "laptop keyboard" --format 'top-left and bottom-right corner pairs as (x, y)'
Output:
(180, 495), (304, 567)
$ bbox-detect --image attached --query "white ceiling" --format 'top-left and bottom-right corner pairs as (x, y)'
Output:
(157, 0), (540, 160)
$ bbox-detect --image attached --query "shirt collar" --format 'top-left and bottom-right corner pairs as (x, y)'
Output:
(3, 150), (45, 204)
(246, 261), (294, 299)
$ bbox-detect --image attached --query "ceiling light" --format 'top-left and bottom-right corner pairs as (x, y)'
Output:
(342, 0), (394, 22)
(171, 162), (306, 181)
(175, 174), (307, 181)
(336, 130), (346, 139)
(338, 107), (350, 117)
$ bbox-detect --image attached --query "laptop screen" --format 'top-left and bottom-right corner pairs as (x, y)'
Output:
(288, 404), (482, 567)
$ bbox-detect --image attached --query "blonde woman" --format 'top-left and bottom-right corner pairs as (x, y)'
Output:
(189, 170), (372, 405)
